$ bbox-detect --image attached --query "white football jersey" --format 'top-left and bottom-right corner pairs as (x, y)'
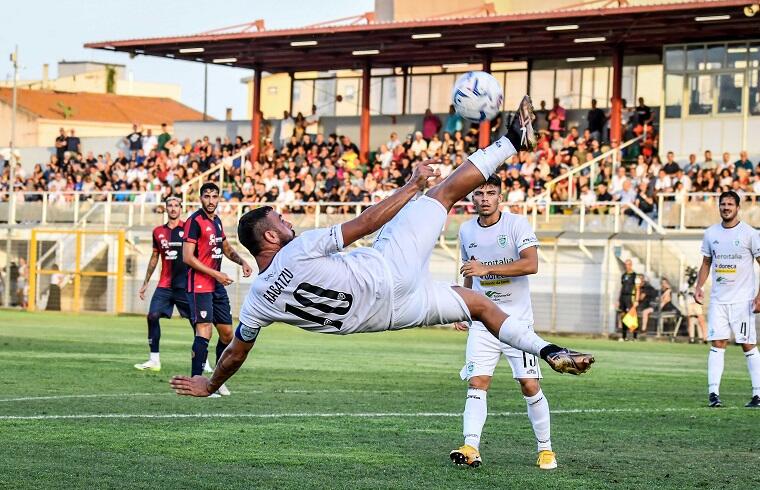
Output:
(238, 225), (394, 336)
(459, 211), (539, 330)
(700, 221), (760, 304)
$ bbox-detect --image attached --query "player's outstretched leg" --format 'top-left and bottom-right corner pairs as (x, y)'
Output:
(427, 96), (536, 211)
(135, 313), (162, 371)
(454, 287), (594, 375)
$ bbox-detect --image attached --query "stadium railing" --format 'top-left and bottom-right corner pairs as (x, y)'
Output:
(657, 192), (759, 230)
(180, 145), (253, 206)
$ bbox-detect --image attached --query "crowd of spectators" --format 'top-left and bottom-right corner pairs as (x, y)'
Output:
(1, 96), (758, 220)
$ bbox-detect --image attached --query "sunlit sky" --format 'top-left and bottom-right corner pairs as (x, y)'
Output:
(1, 0), (374, 119)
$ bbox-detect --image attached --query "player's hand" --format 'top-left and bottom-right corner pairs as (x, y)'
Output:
(138, 283), (148, 301)
(242, 262), (253, 278)
(460, 258), (489, 278)
(753, 294), (760, 314)
(170, 375), (212, 397)
(694, 287), (704, 305)
(409, 158), (441, 191)
(453, 322), (469, 332)
(215, 272), (234, 286)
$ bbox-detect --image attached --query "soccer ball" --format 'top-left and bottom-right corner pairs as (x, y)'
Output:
(451, 71), (504, 123)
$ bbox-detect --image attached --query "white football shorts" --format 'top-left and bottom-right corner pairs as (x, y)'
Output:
(459, 323), (542, 380)
(373, 195), (470, 329)
(707, 301), (756, 344)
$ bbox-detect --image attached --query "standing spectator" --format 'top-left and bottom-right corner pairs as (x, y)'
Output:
(142, 128), (158, 154)
(635, 97), (653, 127)
(548, 98), (566, 134)
(534, 100), (550, 133)
(637, 276), (658, 335)
(55, 128), (67, 163)
(702, 150), (716, 171)
(305, 105), (319, 138)
(444, 104), (463, 135)
(279, 110), (295, 149)
(422, 109), (442, 140)
(126, 124), (142, 155)
(157, 123), (171, 154)
(586, 99), (606, 142)
(66, 129), (81, 158)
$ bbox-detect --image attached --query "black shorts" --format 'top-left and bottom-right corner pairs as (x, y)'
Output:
(619, 294), (634, 313)
(149, 287), (191, 319)
(188, 283), (232, 325)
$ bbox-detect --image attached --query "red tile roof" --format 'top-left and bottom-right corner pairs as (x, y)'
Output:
(0, 88), (209, 124)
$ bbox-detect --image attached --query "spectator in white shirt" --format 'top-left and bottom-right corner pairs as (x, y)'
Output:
(305, 105), (319, 138)
(506, 181), (526, 202)
(654, 169), (672, 192)
(580, 184), (597, 207)
(427, 134), (442, 156)
(141, 128), (158, 154)
(610, 166), (628, 195)
(410, 131), (428, 156)
(387, 132), (401, 151)
(279, 111), (295, 148)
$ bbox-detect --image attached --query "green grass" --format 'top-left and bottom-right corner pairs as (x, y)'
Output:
(1, 311), (758, 489)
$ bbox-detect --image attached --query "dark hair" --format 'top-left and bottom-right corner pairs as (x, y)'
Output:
(238, 206), (274, 255)
(482, 175), (502, 189)
(719, 190), (740, 206)
(199, 182), (220, 196)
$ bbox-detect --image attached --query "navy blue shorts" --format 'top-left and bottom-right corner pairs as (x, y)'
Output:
(149, 287), (191, 319)
(188, 283), (232, 325)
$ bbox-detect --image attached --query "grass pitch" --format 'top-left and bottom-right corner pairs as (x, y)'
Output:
(1, 311), (758, 489)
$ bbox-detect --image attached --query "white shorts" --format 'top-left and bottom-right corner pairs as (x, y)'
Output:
(459, 324), (542, 380)
(373, 195), (470, 329)
(707, 301), (756, 344)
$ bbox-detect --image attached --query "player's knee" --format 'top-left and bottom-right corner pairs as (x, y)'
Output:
(147, 312), (160, 322)
(195, 322), (212, 339)
(742, 343), (757, 352)
(468, 375), (491, 391)
(518, 378), (540, 397)
(216, 325), (233, 344)
(711, 339), (727, 348)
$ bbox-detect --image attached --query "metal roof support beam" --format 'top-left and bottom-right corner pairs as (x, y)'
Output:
(479, 55), (492, 149)
(610, 46), (624, 147)
(251, 67), (262, 163)
(360, 61), (371, 163)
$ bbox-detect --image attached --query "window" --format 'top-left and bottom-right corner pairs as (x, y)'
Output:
(335, 78), (359, 116)
(370, 77), (382, 116)
(593, 67), (609, 105)
(530, 70), (554, 108)
(407, 75), (430, 114)
(292, 80), (314, 116)
(429, 74), (455, 113)
(706, 45), (725, 70)
(750, 67), (760, 116)
(622, 66), (636, 106)
(686, 46), (704, 70)
(580, 68), (594, 108)
(665, 47), (685, 71)
(664, 74), (683, 118)
(717, 73), (743, 113)
(504, 71), (528, 109)
(314, 78), (336, 116)
(555, 69), (581, 109)
(688, 75), (712, 115)
(727, 44), (749, 69)
(636, 65), (663, 106)
(381, 76), (403, 115)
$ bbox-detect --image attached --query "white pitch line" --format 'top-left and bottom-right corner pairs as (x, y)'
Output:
(0, 406), (737, 421)
(0, 389), (411, 403)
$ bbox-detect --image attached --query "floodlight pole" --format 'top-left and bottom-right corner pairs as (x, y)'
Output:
(203, 63), (208, 121)
(4, 45), (18, 308)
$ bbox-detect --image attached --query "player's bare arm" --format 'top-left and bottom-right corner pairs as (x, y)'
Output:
(170, 337), (255, 397)
(183, 241), (233, 286)
(461, 246), (538, 278)
(340, 159), (439, 246)
(138, 250), (160, 300)
(754, 256), (760, 313)
(222, 240), (253, 277)
(694, 255), (712, 305)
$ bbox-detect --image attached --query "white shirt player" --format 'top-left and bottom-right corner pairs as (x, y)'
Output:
(700, 221), (760, 304)
(459, 211), (539, 331)
(239, 225), (394, 337)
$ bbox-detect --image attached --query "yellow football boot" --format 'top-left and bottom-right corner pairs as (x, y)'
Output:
(536, 450), (557, 470)
(450, 444), (482, 468)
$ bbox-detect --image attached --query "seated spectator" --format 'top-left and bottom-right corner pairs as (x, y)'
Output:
(663, 151), (680, 175)
(410, 131), (428, 156)
(637, 276), (658, 334)
(735, 151), (753, 173)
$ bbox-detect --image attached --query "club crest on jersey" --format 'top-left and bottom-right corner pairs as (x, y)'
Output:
(179, 231), (184, 237)
(497, 234), (508, 248)
(200, 310), (207, 319)
(734, 240), (740, 246)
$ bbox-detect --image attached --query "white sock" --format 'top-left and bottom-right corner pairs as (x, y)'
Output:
(463, 388), (488, 450)
(467, 136), (517, 179)
(149, 352), (160, 364)
(498, 317), (550, 357)
(525, 390), (551, 452)
(744, 347), (760, 397)
(708, 346), (725, 395)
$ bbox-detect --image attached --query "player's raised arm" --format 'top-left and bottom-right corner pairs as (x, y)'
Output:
(222, 240), (253, 277)
(340, 159), (439, 247)
(170, 335), (256, 397)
